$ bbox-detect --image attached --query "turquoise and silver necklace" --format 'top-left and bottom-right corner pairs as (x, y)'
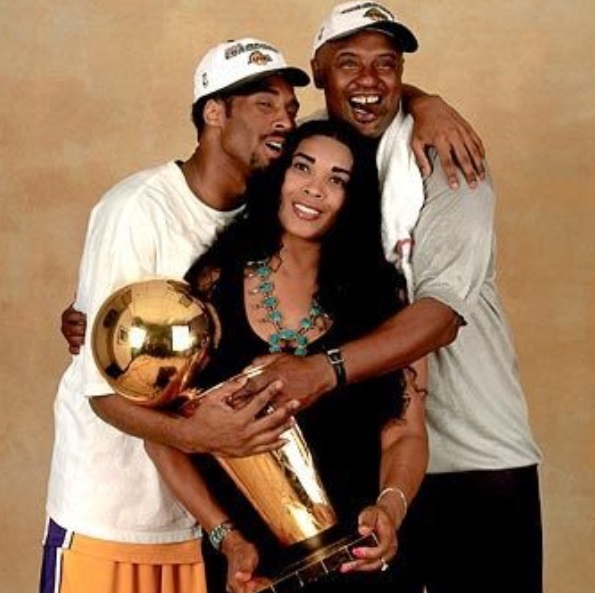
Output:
(249, 256), (327, 356)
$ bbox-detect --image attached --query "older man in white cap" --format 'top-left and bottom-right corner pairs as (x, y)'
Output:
(252, 3), (544, 592)
(39, 37), (311, 593)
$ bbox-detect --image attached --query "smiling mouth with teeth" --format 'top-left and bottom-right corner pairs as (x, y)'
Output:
(265, 140), (284, 154)
(293, 202), (322, 219)
(350, 95), (381, 111)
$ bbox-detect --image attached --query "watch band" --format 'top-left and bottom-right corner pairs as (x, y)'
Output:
(325, 347), (347, 389)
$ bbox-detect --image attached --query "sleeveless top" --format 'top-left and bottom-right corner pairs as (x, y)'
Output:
(191, 262), (405, 582)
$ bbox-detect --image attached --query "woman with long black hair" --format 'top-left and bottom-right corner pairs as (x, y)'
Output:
(146, 119), (428, 593)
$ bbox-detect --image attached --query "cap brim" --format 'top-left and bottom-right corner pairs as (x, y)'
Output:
(276, 66), (311, 87)
(327, 21), (419, 53)
(369, 22), (418, 52)
(215, 67), (310, 98)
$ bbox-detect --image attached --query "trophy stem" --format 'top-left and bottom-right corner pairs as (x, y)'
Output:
(216, 419), (337, 546)
(178, 367), (367, 593)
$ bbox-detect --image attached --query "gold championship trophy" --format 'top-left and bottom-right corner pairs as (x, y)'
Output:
(92, 279), (375, 592)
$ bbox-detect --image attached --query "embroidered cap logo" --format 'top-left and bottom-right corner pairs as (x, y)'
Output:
(248, 50), (273, 67)
(363, 7), (390, 22)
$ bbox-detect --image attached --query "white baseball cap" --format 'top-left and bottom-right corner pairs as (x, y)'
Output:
(193, 38), (310, 102)
(312, 1), (418, 57)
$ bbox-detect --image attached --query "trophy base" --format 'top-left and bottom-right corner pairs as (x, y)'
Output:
(255, 531), (378, 593)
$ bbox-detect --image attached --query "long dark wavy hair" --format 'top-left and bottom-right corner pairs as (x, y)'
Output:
(185, 118), (405, 338)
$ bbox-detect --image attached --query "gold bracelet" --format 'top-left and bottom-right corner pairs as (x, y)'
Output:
(377, 486), (408, 519)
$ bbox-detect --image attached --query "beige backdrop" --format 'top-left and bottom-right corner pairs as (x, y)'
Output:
(1, 1), (594, 592)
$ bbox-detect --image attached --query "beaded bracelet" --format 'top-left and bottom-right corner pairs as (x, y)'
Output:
(208, 520), (236, 551)
(325, 348), (347, 389)
(377, 486), (408, 520)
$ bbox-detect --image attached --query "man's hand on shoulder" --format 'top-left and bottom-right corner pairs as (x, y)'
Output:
(406, 92), (486, 190)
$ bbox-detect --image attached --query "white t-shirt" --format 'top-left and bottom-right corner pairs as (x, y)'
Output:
(46, 161), (242, 543)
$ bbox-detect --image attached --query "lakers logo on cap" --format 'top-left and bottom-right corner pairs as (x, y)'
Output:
(363, 7), (390, 22)
(248, 50), (272, 66)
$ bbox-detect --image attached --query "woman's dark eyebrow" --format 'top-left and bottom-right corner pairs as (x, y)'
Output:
(294, 151), (315, 163)
(332, 166), (351, 176)
(294, 152), (351, 176)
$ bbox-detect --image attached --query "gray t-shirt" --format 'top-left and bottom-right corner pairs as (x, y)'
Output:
(410, 154), (542, 473)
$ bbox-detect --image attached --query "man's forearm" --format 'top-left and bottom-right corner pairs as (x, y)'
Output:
(401, 83), (431, 112)
(341, 298), (460, 384)
(249, 298), (460, 407)
(89, 379), (298, 457)
(90, 394), (197, 452)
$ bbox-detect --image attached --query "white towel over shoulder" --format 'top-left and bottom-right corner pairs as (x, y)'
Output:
(376, 109), (425, 301)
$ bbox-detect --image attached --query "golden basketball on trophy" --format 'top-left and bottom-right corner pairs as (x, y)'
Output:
(91, 278), (219, 410)
(91, 278), (375, 593)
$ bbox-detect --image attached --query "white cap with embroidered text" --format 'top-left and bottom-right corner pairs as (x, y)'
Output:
(193, 38), (310, 102)
(312, 1), (418, 57)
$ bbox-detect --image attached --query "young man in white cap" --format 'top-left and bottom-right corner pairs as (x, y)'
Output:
(250, 3), (543, 592)
(39, 38), (312, 593)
